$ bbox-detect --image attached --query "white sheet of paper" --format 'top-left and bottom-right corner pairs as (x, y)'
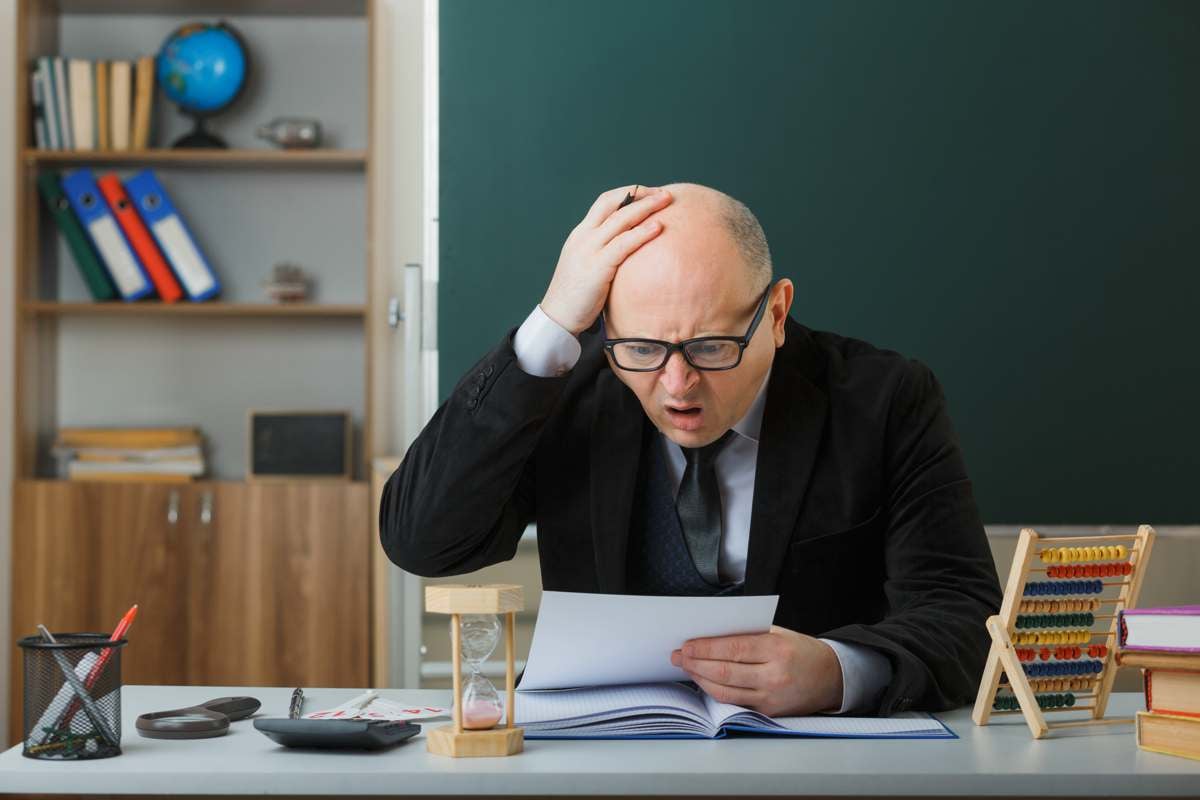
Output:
(518, 591), (779, 690)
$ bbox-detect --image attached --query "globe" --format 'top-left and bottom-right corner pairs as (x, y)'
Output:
(157, 21), (250, 148)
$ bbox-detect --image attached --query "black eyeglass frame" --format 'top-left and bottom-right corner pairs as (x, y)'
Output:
(602, 282), (775, 372)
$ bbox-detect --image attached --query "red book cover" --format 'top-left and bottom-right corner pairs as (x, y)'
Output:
(97, 173), (183, 303)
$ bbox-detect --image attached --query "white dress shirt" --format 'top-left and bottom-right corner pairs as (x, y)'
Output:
(512, 304), (892, 714)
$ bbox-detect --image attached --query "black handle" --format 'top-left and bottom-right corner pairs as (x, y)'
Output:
(199, 696), (261, 721)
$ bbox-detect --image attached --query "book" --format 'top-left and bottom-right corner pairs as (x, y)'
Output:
(30, 68), (47, 149)
(132, 56), (154, 149)
(97, 173), (184, 302)
(67, 459), (203, 479)
(68, 59), (94, 150)
(61, 169), (155, 300)
(1119, 606), (1200, 653)
(1136, 710), (1200, 762)
(1146, 669), (1200, 718)
(124, 170), (221, 300)
(57, 427), (201, 449)
(1117, 649), (1200, 671)
(52, 57), (73, 150)
(110, 61), (131, 150)
(96, 61), (110, 151)
(35, 57), (61, 150)
(513, 681), (954, 740)
(67, 471), (195, 484)
(37, 172), (117, 301)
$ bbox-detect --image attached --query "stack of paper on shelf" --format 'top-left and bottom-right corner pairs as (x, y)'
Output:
(1118, 606), (1200, 761)
(53, 427), (206, 482)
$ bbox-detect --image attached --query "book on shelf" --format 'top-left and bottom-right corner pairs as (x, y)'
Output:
(57, 426), (201, 449)
(110, 60), (132, 151)
(29, 54), (152, 152)
(53, 427), (205, 481)
(1136, 710), (1200, 762)
(125, 170), (222, 301)
(37, 171), (117, 301)
(1119, 606), (1200, 653)
(52, 57), (73, 150)
(61, 168), (155, 301)
(68, 59), (94, 151)
(96, 61), (111, 151)
(98, 173), (185, 302)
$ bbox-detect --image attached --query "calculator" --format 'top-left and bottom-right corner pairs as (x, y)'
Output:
(253, 718), (420, 750)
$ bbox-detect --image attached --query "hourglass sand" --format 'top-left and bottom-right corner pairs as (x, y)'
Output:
(424, 584), (524, 757)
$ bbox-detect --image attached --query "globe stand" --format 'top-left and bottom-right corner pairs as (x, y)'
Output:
(172, 113), (227, 149)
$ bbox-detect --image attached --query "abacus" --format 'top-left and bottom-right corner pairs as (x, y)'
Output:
(972, 525), (1155, 738)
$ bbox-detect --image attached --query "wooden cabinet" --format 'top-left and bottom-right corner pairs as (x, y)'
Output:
(8, 480), (370, 745)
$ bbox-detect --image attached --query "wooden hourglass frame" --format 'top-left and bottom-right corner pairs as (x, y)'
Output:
(424, 584), (524, 757)
(973, 525), (1155, 739)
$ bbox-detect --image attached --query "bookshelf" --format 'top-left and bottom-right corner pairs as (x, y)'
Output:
(23, 147), (369, 168)
(13, 0), (379, 480)
(7, 0), (405, 745)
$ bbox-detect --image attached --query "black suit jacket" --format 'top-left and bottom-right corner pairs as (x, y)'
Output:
(380, 317), (1002, 715)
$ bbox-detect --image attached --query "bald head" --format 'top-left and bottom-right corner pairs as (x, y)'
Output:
(637, 182), (772, 296)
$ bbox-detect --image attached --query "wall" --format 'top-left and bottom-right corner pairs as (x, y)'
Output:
(0, 0), (15, 748)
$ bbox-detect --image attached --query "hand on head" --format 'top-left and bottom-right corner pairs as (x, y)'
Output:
(540, 185), (674, 336)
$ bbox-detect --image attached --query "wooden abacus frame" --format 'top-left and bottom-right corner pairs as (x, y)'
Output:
(972, 525), (1155, 738)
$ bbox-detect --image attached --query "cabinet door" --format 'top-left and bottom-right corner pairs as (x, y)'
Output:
(8, 481), (187, 745)
(182, 482), (371, 688)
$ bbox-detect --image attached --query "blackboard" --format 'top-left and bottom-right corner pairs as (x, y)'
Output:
(440, 1), (1200, 523)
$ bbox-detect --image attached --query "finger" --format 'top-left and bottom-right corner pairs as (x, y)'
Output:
(596, 216), (664, 270)
(595, 189), (672, 246)
(679, 654), (766, 690)
(682, 633), (772, 663)
(689, 674), (765, 709)
(582, 184), (662, 229)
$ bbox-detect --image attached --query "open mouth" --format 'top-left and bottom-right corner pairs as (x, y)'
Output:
(664, 404), (704, 431)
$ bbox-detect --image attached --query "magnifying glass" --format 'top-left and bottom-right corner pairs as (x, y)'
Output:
(136, 696), (260, 740)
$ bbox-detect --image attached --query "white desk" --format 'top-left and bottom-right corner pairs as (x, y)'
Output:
(2, 686), (1199, 797)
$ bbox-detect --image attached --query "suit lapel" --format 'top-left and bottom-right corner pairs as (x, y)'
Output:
(589, 369), (644, 593)
(743, 322), (829, 595)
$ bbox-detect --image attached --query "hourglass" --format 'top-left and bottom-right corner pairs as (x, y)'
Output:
(424, 584), (524, 757)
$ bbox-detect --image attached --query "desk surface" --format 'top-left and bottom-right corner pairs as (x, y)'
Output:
(2, 686), (1199, 796)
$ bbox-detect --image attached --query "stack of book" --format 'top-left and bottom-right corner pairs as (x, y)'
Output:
(30, 56), (156, 152)
(1117, 605), (1200, 762)
(53, 427), (206, 483)
(39, 168), (220, 302)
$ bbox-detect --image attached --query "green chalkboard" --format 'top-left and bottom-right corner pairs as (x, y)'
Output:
(440, 1), (1200, 523)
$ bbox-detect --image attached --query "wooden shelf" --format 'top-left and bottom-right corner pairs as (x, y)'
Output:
(23, 148), (367, 169)
(21, 302), (368, 318)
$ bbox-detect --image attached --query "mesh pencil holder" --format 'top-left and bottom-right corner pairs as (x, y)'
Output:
(19, 633), (127, 760)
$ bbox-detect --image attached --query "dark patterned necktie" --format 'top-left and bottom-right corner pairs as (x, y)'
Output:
(675, 430), (735, 585)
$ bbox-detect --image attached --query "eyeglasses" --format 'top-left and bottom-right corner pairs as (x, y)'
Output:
(603, 283), (774, 372)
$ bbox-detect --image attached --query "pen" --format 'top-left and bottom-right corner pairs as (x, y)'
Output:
(618, 185), (639, 209)
(59, 604), (138, 729)
(289, 687), (304, 719)
(36, 626), (119, 749)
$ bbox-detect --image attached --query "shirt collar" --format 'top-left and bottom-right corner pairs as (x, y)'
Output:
(731, 367), (770, 444)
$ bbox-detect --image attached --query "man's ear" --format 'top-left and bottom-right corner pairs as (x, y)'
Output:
(771, 279), (794, 348)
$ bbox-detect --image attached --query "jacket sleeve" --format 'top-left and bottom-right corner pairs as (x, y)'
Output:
(379, 330), (571, 577)
(821, 359), (1002, 714)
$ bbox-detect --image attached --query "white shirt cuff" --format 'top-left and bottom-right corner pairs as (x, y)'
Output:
(819, 638), (893, 715)
(512, 305), (582, 377)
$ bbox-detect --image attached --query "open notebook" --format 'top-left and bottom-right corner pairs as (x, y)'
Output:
(514, 681), (954, 740)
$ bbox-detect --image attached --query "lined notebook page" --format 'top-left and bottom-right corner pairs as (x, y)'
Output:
(516, 682), (710, 729)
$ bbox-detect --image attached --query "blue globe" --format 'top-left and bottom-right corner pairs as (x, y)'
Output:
(157, 22), (247, 115)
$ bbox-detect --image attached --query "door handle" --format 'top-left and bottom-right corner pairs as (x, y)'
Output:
(166, 490), (180, 526)
(199, 490), (214, 526)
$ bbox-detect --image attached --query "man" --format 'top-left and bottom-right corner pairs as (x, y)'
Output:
(380, 183), (1002, 717)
